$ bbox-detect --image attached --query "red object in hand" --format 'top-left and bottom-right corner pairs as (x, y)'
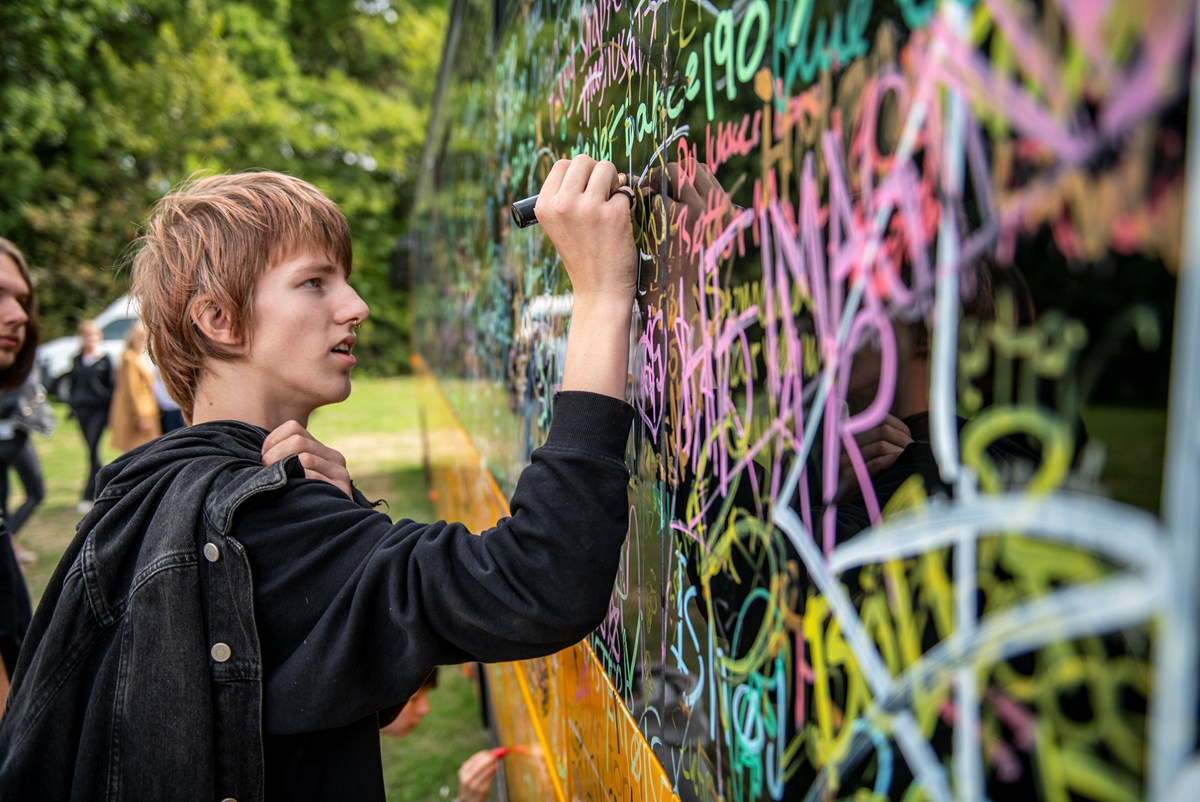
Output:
(489, 747), (510, 759)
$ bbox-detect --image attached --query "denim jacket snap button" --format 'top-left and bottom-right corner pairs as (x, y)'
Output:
(210, 642), (232, 662)
(203, 542), (221, 562)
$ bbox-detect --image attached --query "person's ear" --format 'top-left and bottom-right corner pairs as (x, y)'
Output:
(191, 297), (242, 350)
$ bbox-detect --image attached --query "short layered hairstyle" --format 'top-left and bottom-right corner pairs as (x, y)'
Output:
(130, 172), (353, 420)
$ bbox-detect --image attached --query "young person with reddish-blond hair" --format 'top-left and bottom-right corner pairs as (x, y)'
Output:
(0, 160), (637, 801)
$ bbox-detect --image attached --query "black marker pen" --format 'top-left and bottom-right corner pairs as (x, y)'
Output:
(511, 195), (540, 228)
(510, 176), (640, 228)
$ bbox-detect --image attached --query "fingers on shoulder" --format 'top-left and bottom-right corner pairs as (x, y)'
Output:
(262, 433), (308, 464)
(262, 419), (307, 451)
(294, 451), (325, 471)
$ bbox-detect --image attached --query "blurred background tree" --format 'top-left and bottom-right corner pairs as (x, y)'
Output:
(0, 0), (446, 372)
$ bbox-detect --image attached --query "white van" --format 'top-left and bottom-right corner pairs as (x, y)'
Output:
(36, 295), (142, 400)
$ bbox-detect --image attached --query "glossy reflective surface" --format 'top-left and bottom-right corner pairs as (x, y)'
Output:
(413, 2), (1197, 800)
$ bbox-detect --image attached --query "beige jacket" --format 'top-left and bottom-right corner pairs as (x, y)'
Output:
(108, 350), (162, 451)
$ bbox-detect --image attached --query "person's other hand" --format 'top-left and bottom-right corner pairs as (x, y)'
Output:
(456, 749), (501, 802)
(838, 413), (913, 499)
(535, 154), (637, 305)
(639, 161), (734, 326)
(262, 420), (353, 499)
(647, 161), (734, 234)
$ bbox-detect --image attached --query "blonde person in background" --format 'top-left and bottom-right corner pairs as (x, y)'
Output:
(68, 320), (114, 513)
(108, 322), (161, 451)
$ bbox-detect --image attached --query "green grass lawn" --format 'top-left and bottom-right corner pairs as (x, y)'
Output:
(11, 375), (491, 801)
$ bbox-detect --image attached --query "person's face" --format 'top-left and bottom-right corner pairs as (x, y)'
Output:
(80, 326), (101, 354)
(846, 340), (884, 415)
(0, 254), (30, 372)
(390, 687), (431, 737)
(243, 249), (370, 421)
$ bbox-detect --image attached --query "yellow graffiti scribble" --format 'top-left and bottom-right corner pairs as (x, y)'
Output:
(961, 407), (1073, 494)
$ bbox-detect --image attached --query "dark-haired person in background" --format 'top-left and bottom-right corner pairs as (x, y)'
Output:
(0, 364), (53, 563)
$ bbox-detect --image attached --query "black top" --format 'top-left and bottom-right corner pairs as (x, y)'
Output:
(0, 390), (633, 802)
(234, 391), (634, 800)
(0, 520), (30, 675)
(68, 352), (114, 410)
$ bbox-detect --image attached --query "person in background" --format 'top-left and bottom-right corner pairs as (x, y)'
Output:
(453, 750), (503, 802)
(151, 364), (185, 432)
(0, 238), (39, 718)
(0, 366), (54, 564)
(107, 321), (161, 451)
(380, 669), (502, 802)
(68, 319), (114, 513)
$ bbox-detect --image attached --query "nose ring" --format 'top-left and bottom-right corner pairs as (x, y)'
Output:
(351, 318), (361, 330)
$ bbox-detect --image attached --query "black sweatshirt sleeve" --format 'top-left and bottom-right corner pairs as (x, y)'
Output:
(234, 391), (633, 733)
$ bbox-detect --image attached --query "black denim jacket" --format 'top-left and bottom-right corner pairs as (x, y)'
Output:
(0, 392), (633, 800)
(0, 423), (317, 801)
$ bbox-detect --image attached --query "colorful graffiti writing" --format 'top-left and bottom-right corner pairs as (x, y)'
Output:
(412, 0), (1198, 800)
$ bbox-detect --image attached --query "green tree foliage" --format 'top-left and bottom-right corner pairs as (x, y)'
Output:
(0, 0), (447, 372)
